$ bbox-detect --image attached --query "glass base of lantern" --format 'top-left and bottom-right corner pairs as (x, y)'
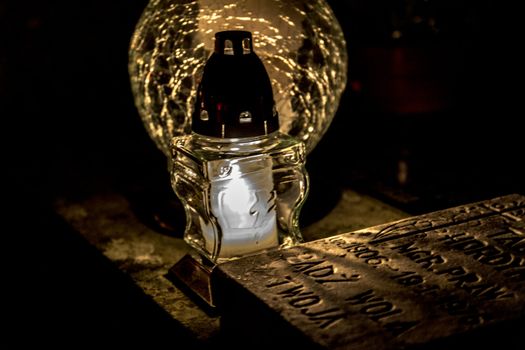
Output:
(167, 252), (218, 311)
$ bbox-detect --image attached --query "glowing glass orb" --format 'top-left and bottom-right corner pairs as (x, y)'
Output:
(129, 0), (348, 156)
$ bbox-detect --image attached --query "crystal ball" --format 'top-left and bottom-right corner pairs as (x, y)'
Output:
(129, 0), (347, 156)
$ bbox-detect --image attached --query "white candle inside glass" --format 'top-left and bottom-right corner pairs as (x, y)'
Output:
(204, 155), (278, 258)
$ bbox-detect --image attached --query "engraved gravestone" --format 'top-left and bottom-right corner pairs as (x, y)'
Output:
(214, 194), (525, 349)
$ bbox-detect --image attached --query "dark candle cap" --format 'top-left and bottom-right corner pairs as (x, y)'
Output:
(192, 31), (279, 138)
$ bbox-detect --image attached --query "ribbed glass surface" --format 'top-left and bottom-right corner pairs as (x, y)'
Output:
(129, 0), (347, 156)
(171, 131), (308, 262)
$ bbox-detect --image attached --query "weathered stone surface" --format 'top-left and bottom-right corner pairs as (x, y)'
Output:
(54, 188), (406, 343)
(216, 194), (525, 349)
(54, 193), (221, 341)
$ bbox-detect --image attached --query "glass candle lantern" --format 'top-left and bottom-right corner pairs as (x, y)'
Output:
(171, 31), (308, 263)
(129, 0), (347, 307)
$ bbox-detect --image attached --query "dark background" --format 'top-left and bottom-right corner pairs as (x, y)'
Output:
(3, 0), (523, 345)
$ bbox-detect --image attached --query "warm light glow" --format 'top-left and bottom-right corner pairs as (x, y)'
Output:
(129, 0), (347, 156)
(219, 176), (258, 225)
(203, 156), (278, 258)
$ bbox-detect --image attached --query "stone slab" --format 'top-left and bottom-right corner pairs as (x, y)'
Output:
(216, 194), (525, 349)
